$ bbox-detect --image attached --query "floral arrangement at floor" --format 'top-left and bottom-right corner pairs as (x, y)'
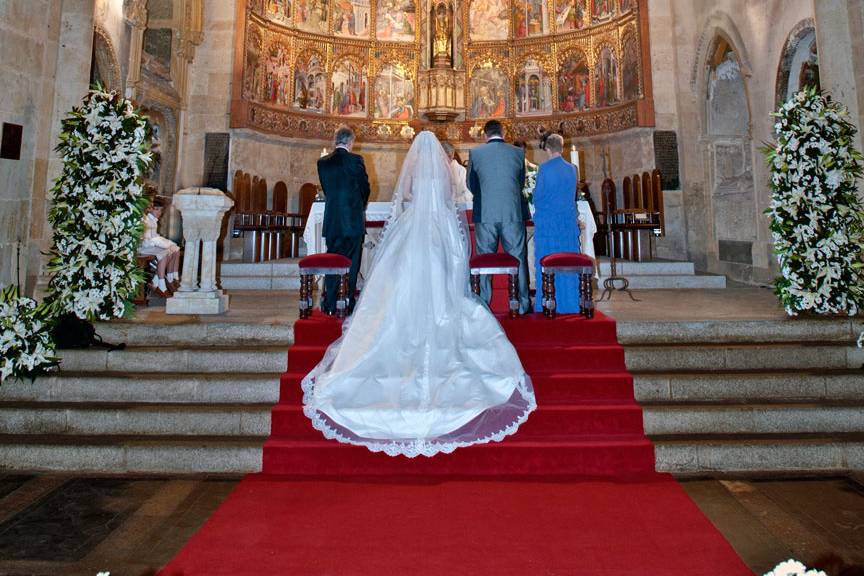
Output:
(46, 86), (152, 321)
(0, 285), (58, 384)
(764, 559), (828, 576)
(764, 87), (864, 319)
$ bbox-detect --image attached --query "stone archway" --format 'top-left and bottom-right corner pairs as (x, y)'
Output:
(775, 19), (819, 109)
(90, 24), (122, 91)
(703, 35), (757, 272)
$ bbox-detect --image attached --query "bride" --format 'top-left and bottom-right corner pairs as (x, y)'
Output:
(302, 131), (536, 457)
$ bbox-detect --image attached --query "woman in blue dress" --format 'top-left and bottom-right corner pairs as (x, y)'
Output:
(532, 133), (582, 313)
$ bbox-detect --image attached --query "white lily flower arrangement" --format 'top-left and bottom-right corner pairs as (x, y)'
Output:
(0, 285), (58, 384)
(764, 559), (827, 576)
(523, 164), (539, 205)
(763, 87), (864, 321)
(45, 87), (152, 321)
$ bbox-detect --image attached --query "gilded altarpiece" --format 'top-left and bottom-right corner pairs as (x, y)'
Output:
(232, 0), (654, 142)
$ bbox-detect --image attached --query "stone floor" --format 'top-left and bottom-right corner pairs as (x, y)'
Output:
(131, 286), (788, 327)
(0, 474), (862, 575)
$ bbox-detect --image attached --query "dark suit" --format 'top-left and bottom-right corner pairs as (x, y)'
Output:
(466, 138), (532, 313)
(317, 147), (371, 314)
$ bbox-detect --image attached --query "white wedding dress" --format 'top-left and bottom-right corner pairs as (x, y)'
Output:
(302, 131), (536, 457)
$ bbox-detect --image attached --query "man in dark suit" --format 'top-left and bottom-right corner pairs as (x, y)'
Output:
(317, 125), (371, 315)
(466, 119), (532, 314)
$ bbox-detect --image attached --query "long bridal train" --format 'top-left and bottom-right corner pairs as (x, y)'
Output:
(301, 131), (537, 457)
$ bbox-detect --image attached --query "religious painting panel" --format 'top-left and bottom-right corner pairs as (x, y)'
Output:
(376, 0), (417, 42)
(260, 42), (292, 107)
(244, 26), (266, 101)
(513, 0), (548, 39)
(591, 0), (614, 24)
(594, 45), (618, 107)
(469, 63), (508, 119)
(332, 0), (371, 38)
(262, 0), (292, 25)
(293, 52), (326, 112)
(331, 59), (369, 117)
(515, 59), (553, 116)
(374, 64), (416, 119)
(621, 33), (639, 101)
(555, 0), (586, 33)
(618, 0), (633, 14)
(469, 0), (509, 41)
(294, 0), (329, 33)
(558, 50), (590, 112)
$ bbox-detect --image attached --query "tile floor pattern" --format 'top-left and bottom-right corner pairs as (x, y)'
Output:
(0, 475), (862, 575)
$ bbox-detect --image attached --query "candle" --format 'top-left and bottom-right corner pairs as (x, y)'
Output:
(321, 148), (328, 157)
(570, 145), (580, 167)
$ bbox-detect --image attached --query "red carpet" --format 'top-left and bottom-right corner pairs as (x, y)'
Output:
(160, 311), (753, 575)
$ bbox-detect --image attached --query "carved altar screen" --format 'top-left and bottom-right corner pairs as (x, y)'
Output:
(234, 0), (653, 142)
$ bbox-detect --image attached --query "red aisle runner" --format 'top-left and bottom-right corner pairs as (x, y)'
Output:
(160, 312), (753, 576)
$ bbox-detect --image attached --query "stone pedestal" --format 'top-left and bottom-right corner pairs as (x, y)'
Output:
(166, 188), (234, 315)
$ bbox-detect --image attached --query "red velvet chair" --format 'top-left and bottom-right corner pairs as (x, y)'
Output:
(298, 254), (352, 319)
(540, 253), (595, 319)
(469, 253), (520, 319)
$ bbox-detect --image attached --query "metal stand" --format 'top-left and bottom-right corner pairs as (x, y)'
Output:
(597, 227), (640, 302)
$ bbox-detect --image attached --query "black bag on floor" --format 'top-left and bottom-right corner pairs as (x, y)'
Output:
(52, 313), (126, 351)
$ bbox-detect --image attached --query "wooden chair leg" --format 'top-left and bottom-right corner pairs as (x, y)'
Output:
(548, 272), (557, 320)
(336, 272), (349, 318)
(583, 272), (594, 319)
(470, 273), (481, 297)
(299, 273), (309, 319)
(541, 272), (551, 318)
(508, 273), (519, 319)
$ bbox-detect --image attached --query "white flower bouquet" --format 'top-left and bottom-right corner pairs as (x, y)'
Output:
(0, 285), (58, 383)
(45, 87), (152, 321)
(763, 87), (864, 317)
(764, 559), (827, 576)
(523, 164), (538, 205)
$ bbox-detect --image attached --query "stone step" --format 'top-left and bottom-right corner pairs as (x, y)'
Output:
(91, 321), (294, 347)
(654, 437), (864, 474)
(220, 260), (301, 277)
(220, 276), (301, 291)
(634, 372), (864, 404)
(597, 274), (727, 290)
(0, 374), (280, 404)
(618, 318), (863, 345)
(0, 435), (262, 473)
(597, 260), (695, 276)
(624, 343), (860, 372)
(57, 347), (288, 374)
(643, 404), (864, 436)
(0, 404), (272, 437)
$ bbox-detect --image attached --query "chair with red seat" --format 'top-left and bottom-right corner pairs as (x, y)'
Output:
(540, 252), (595, 319)
(469, 253), (520, 320)
(298, 254), (352, 319)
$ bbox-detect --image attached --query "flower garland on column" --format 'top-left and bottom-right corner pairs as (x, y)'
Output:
(45, 88), (152, 321)
(764, 87), (864, 321)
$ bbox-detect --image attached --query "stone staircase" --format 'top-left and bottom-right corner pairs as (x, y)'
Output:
(219, 259), (301, 291)
(0, 315), (861, 475)
(622, 317), (864, 474)
(0, 322), (291, 473)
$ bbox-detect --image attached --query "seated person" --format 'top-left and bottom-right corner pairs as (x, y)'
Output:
(139, 197), (181, 297)
(441, 141), (473, 206)
(532, 134), (584, 314)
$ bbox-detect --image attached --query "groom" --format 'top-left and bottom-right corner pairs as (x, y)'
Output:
(466, 119), (532, 314)
(317, 125), (371, 315)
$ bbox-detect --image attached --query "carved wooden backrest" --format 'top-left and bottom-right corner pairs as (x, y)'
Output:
(601, 178), (617, 213)
(630, 174), (641, 210)
(253, 178), (268, 212)
(273, 181), (289, 213)
(241, 173), (252, 211)
(299, 183), (318, 218)
(642, 172), (652, 210)
(622, 176), (632, 210)
(653, 169), (665, 236)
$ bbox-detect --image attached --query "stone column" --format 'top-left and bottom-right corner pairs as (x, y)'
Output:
(166, 188), (234, 315)
(814, 0), (864, 157)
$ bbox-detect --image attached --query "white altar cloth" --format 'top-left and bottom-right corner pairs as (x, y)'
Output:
(303, 200), (597, 285)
